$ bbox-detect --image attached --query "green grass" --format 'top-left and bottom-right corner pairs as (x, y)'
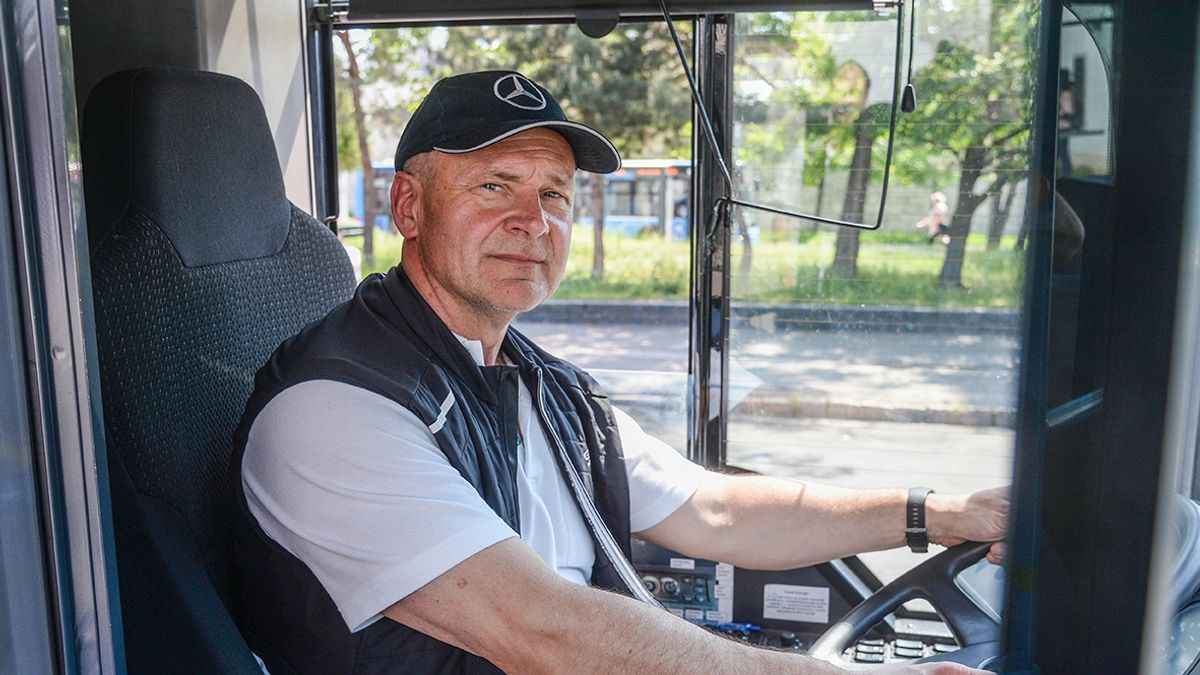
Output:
(344, 226), (1024, 309)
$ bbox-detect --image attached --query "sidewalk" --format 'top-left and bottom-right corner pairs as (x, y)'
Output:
(731, 329), (1018, 428)
(521, 300), (1020, 334)
(513, 318), (1019, 428)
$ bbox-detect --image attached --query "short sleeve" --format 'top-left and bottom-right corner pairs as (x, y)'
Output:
(241, 380), (518, 633)
(614, 406), (711, 532)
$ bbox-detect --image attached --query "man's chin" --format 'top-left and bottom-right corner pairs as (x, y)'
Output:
(485, 284), (552, 316)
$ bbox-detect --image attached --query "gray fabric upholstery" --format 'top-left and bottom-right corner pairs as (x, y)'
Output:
(84, 66), (356, 671)
(91, 206), (355, 596)
(82, 66), (291, 267)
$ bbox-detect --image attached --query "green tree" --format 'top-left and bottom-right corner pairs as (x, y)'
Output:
(336, 31), (377, 257)
(733, 13), (844, 272)
(438, 24), (692, 278)
(337, 24), (691, 278)
(335, 29), (440, 262)
(902, 1), (1037, 287)
(832, 101), (891, 278)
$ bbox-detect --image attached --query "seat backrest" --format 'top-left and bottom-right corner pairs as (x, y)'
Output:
(83, 66), (356, 670)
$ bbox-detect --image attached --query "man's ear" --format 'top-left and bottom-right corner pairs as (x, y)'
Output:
(391, 171), (422, 238)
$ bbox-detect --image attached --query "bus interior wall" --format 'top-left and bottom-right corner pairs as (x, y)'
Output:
(67, 0), (317, 214)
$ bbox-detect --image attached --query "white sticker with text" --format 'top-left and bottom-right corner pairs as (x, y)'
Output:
(669, 558), (696, 570)
(762, 584), (830, 623)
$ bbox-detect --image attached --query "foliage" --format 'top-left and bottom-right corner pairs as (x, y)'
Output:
(334, 24), (695, 168)
(898, 0), (1039, 286)
(728, 4), (1037, 284)
(334, 29), (440, 171)
(335, 4), (1040, 293)
(344, 227), (1022, 308)
(335, 23), (695, 277)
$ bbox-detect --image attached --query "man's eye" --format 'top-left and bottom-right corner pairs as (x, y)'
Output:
(543, 190), (567, 201)
(481, 183), (503, 192)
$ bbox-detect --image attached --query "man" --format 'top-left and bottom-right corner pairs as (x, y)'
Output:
(231, 71), (1007, 674)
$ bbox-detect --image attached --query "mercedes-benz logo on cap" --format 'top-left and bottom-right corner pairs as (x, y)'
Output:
(493, 74), (547, 111)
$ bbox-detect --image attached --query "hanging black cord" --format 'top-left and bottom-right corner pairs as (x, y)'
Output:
(660, 1), (733, 191)
(657, 0), (909, 231)
(906, 0), (918, 84)
(902, 0), (918, 112)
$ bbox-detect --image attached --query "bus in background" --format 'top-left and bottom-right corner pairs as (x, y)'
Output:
(575, 159), (691, 240)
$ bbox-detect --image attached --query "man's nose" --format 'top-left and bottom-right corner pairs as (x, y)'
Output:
(506, 191), (551, 237)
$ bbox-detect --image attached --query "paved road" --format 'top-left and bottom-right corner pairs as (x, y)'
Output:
(514, 318), (1017, 583)
(513, 319), (1020, 425)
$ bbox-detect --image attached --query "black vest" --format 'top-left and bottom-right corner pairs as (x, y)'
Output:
(230, 267), (636, 674)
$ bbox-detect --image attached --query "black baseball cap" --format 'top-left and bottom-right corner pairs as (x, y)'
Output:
(393, 70), (621, 174)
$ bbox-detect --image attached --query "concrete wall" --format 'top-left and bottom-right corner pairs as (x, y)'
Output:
(69, 0), (315, 212)
(202, 0), (314, 212)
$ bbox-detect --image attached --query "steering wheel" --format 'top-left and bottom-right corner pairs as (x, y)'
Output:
(808, 542), (1001, 669)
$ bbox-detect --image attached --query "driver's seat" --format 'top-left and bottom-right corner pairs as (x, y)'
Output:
(82, 66), (356, 671)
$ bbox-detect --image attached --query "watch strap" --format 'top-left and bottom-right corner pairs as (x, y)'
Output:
(906, 487), (935, 553)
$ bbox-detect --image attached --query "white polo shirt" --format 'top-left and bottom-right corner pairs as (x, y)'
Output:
(242, 336), (707, 633)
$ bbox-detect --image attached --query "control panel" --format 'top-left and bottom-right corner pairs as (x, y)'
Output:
(638, 564), (718, 618)
(631, 540), (965, 662)
(632, 540), (725, 623)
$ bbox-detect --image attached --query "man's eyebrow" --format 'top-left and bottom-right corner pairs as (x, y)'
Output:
(484, 169), (573, 188)
(488, 170), (524, 182)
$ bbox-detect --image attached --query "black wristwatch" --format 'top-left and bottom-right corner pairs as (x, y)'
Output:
(906, 487), (935, 553)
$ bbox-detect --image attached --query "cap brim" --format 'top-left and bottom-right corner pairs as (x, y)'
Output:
(434, 120), (621, 174)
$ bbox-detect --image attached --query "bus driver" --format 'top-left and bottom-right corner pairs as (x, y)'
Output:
(231, 71), (1008, 674)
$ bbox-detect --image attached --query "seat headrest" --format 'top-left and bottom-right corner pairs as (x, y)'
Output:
(82, 67), (290, 267)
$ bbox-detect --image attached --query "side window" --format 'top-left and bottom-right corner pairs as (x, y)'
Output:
(335, 22), (695, 449)
(1058, 4), (1114, 179)
(725, 3), (1035, 583)
(0, 135), (56, 675)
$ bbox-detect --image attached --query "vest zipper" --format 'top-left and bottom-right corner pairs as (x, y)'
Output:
(531, 366), (663, 609)
(498, 368), (521, 531)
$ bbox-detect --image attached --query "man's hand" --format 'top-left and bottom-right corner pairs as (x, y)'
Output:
(640, 476), (1011, 571)
(927, 486), (1011, 564)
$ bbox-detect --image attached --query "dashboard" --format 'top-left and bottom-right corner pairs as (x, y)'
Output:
(632, 540), (984, 663)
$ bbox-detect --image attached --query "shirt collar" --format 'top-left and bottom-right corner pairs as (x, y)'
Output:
(451, 332), (487, 367)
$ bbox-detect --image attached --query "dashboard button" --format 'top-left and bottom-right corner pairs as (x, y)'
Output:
(854, 644), (884, 654)
(894, 646), (925, 659)
(934, 643), (959, 653)
(857, 638), (885, 647)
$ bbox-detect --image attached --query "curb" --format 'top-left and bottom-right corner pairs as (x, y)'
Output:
(522, 300), (1019, 334)
(608, 391), (1016, 429)
(734, 393), (1016, 429)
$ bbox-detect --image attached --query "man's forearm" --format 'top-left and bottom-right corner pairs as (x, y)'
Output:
(506, 580), (842, 674)
(639, 475), (1008, 570)
(384, 537), (843, 674)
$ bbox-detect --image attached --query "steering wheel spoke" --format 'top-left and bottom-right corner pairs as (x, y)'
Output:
(809, 542), (1002, 669)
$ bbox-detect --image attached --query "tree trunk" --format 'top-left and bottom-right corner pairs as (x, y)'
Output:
(985, 179), (1012, 251)
(939, 146), (990, 287)
(1015, 213), (1030, 250)
(832, 110), (874, 279)
(338, 31), (374, 258)
(590, 174), (606, 279)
